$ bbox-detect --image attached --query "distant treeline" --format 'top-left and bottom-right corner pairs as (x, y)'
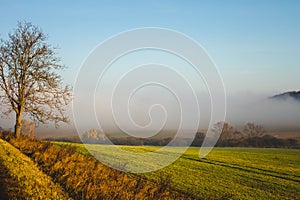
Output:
(43, 122), (300, 148)
(49, 134), (299, 148)
(101, 134), (298, 148)
(6, 123), (296, 148)
(193, 132), (299, 148)
(192, 122), (299, 148)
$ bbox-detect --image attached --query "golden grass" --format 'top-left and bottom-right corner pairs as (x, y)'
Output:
(5, 135), (196, 200)
(0, 139), (70, 199)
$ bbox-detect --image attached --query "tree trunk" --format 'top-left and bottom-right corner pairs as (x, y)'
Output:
(14, 111), (23, 138)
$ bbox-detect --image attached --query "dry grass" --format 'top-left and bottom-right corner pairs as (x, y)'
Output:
(2, 133), (197, 200)
(0, 139), (70, 199)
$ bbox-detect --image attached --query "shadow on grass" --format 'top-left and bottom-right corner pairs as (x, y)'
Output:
(0, 160), (24, 199)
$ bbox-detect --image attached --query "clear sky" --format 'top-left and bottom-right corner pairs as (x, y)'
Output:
(1, 1), (300, 134)
(1, 0), (299, 94)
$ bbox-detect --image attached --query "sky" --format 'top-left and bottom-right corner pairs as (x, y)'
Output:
(1, 0), (299, 93)
(0, 1), (300, 134)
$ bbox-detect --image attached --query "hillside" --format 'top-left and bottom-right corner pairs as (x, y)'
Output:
(2, 135), (196, 199)
(0, 139), (70, 199)
(271, 91), (300, 101)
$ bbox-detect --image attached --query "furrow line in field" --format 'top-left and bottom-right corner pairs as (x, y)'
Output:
(181, 155), (300, 183)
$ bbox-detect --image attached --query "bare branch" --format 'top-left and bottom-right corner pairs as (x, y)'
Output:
(0, 21), (72, 137)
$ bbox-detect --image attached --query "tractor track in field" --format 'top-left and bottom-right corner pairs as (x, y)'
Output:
(129, 147), (300, 183)
(181, 155), (300, 183)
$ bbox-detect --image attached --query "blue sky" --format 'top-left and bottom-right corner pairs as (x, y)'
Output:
(1, 0), (299, 94)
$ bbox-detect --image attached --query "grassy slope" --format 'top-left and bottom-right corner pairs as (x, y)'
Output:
(8, 137), (196, 200)
(0, 159), (22, 199)
(0, 139), (70, 200)
(55, 142), (300, 200)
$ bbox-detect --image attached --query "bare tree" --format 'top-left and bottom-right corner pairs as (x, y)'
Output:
(21, 119), (35, 138)
(213, 121), (236, 141)
(243, 122), (265, 138)
(0, 22), (71, 137)
(82, 128), (106, 144)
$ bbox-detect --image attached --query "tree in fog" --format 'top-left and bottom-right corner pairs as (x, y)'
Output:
(82, 128), (106, 143)
(0, 22), (71, 137)
(21, 119), (35, 138)
(213, 121), (236, 141)
(243, 122), (265, 138)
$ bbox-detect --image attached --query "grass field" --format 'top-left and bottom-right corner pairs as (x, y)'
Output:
(55, 142), (300, 200)
(0, 139), (70, 199)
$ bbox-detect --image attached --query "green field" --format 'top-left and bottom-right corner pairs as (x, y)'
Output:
(55, 142), (300, 200)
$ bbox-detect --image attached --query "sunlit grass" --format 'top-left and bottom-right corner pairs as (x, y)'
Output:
(7, 137), (194, 199)
(56, 142), (300, 200)
(0, 139), (70, 199)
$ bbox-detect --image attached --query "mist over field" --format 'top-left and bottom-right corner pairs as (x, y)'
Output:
(1, 91), (293, 139)
(91, 91), (300, 132)
(226, 92), (300, 131)
(1, 90), (299, 139)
